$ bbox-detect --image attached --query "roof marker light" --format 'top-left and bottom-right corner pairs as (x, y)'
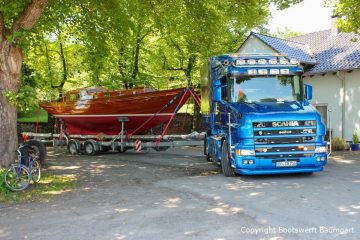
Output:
(235, 59), (246, 65)
(258, 69), (268, 75)
(247, 69), (257, 75)
(280, 58), (289, 65)
(290, 59), (300, 65)
(280, 69), (290, 74)
(269, 59), (277, 65)
(270, 69), (280, 74)
(257, 59), (267, 65)
(247, 59), (256, 65)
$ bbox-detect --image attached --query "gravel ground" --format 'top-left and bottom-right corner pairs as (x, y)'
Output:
(0, 147), (359, 240)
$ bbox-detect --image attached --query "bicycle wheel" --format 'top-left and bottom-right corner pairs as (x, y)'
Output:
(4, 164), (31, 191)
(31, 160), (41, 183)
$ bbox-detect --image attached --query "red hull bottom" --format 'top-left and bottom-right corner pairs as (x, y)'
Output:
(62, 115), (172, 135)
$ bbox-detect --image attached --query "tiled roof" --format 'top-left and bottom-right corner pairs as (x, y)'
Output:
(290, 30), (360, 74)
(251, 32), (317, 65)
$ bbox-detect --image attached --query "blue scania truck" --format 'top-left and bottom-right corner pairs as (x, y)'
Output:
(201, 54), (328, 176)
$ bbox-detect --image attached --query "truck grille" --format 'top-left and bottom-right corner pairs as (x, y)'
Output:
(253, 120), (316, 159)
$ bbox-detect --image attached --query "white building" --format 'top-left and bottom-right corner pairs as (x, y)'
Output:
(237, 19), (360, 141)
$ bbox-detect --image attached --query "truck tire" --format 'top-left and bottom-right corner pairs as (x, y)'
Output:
(68, 139), (80, 155)
(221, 140), (236, 177)
(84, 140), (97, 155)
(26, 140), (47, 165)
(204, 135), (211, 162)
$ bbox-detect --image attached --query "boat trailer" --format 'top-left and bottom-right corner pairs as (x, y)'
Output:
(22, 130), (204, 155)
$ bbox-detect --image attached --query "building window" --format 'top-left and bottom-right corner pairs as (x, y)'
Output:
(315, 104), (328, 127)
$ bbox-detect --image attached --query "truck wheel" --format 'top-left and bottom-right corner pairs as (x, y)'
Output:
(221, 140), (236, 177)
(204, 136), (211, 162)
(68, 140), (80, 155)
(84, 140), (97, 155)
(26, 140), (47, 165)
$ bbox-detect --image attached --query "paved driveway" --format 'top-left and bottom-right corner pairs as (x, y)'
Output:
(0, 147), (359, 240)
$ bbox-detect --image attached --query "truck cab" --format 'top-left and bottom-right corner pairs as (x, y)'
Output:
(201, 54), (328, 176)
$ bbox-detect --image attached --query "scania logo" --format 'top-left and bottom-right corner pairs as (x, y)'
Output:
(272, 121), (299, 127)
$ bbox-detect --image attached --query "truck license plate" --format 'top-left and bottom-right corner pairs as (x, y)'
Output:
(276, 161), (297, 167)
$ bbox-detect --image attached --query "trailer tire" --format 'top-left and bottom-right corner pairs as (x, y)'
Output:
(68, 140), (80, 155)
(221, 140), (236, 177)
(101, 146), (111, 152)
(153, 146), (170, 152)
(84, 140), (98, 155)
(26, 140), (47, 164)
(117, 147), (128, 153)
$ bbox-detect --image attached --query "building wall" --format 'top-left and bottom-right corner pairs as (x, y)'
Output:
(343, 69), (360, 140)
(304, 69), (360, 141)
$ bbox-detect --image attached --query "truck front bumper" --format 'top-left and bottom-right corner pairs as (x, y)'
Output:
(233, 154), (327, 175)
(236, 166), (324, 175)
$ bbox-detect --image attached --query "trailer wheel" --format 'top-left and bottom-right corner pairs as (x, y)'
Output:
(153, 146), (170, 152)
(204, 135), (211, 162)
(26, 140), (47, 164)
(84, 140), (97, 155)
(221, 140), (236, 177)
(99, 146), (109, 152)
(68, 140), (80, 155)
(117, 147), (128, 153)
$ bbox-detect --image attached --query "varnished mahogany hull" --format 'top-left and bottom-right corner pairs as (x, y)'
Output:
(63, 115), (172, 135)
(40, 88), (190, 135)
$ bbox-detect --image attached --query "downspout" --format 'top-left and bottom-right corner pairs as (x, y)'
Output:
(336, 71), (346, 139)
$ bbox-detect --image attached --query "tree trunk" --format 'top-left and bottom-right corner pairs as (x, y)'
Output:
(182, 55), (201, 131)
(0, 40), (22, 167)
(58, 40), (67, 92)
(43, 36), (53, 82)
(184, 55), (196, 86)
(0, 0), (49, 167)
(130, 37), (141, 89)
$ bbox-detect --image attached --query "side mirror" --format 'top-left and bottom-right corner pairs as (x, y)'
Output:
(305, 84), (313, 100)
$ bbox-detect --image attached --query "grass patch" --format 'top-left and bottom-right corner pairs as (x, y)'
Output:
(17, 109), (48, 123)
(0, 169), (77, 204)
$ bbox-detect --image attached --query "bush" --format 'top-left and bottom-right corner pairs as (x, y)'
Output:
(353, 129), (359, 144)
(0, 168), (11, 194)
(331, 136), (348, 151)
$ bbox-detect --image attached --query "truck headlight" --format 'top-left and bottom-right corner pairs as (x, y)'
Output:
(236, 149), (255, 156)
(315, 146), (327, 153)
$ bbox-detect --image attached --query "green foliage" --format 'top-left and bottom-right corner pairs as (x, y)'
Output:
(331, 136), (348, 151)
(273, 27), (303, 39)
(0, 172), (77, 203)
(0, 0), (32, 29)
(1, 0), (304, 105)
(352, 129), (359, 144)
(272, 0), (304, 10)
(330, 0), (360, 34)
(4, 85), (39, 112)
(0, 168), (12, 194)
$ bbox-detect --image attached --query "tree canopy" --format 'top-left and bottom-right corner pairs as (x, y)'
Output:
(2, 0), (308, 111)
(330, 0), (360, 34)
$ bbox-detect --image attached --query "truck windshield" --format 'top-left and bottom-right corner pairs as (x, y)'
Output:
(229, 75), (303, 103)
